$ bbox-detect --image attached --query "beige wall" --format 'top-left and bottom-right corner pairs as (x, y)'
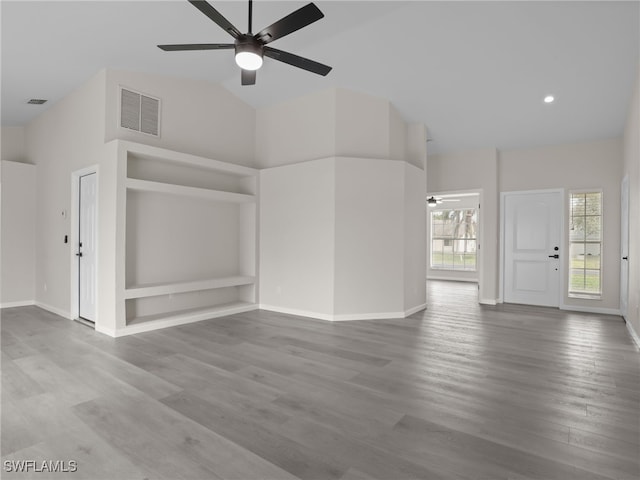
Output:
(258, 87), (426, 319)
(259, 158), (336, 317)
(260, 156), (426, 320)
(428, 140), (624, 312)
(255, 88), (422, 169)
(255, 89), (336, 168)
(333, 158), (405, 315)
(104, 69), (256, 168)
(623, 67), (640, 338)
(428, 148), (499, 304)
(1, 161), (36, 306)
(25, 70), (107, 317)
(500, 138), (623, 312)
(334, 89), (391, 159)
(406, 123), (428, 171)
(23, 68), (260, 318)
(1, 127), (27, 163)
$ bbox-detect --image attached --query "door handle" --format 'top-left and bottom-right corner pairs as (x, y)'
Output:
(548, 254), (559, 259)
(76, 252), (83, 257)
(622, 256), (629, 260)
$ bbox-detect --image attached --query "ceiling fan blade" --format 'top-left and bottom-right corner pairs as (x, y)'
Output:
(188, 0), (242, 39)
(241, 69), (256, 86)
(264, 47), (331, 76)
(255, 3), (324, 44)
(158, 43), (234, 51)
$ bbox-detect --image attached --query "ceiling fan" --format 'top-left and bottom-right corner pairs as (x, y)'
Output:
(158, 0), (332, 86)
(427, 196), (461, 207)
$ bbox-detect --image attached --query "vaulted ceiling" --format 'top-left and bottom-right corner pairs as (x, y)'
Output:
(2, 1), (638, 154)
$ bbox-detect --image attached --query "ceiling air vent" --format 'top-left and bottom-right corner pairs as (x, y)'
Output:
(27, 99), (47, 105)
(120, 87), (160, 137)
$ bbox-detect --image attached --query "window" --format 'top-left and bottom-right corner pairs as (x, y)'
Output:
(430, 209), (477, 271)
(569, 191), (602, 298)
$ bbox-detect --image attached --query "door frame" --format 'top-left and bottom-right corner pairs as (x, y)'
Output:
(499, 188), (565, 305)
(620, 175), (629, 319)
(70, 165), (99, 322)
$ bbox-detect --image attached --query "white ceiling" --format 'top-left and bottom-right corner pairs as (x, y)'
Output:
(2, 1), (638, 154)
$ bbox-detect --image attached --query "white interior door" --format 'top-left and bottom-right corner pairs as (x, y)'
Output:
(621, 175), (629, 318)
(504, 190), (562, 307)
(78, 173), (97, 321)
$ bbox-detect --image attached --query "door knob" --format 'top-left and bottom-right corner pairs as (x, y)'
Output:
(548, 254), (559, 259)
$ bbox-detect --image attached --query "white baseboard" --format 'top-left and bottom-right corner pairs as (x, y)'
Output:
(625, 319), (640, 350)
(479, 298), (498, 305)
(404, 303), (427, 317)
(35, 302), (72, 320)
(96, 303), (258, 338)
(259, 304), (426, 322)
(95, 324), (118, 338)
(560, 303), (621, 316)
(1, 300), (35, 309)
(427, 276), (478, 283)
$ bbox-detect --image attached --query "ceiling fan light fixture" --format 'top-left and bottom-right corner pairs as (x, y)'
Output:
(235, 38), (263, 70)
(235, 51), (263, 70)
(427, 196), (438, 207)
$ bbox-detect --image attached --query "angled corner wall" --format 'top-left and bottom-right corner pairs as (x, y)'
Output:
(258, 88), (427, 320)
(259, 158), (336, 318)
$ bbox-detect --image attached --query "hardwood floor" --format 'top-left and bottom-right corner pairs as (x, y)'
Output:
(2, 281), (639, 479)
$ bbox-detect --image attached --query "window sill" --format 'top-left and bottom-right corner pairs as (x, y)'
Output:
(568, 293), (602, 300)
(430, 267), (477, 272)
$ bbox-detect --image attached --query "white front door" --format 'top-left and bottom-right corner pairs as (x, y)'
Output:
(503, 190), (562, 307)
(78, 173), (97, 322)
(621, 175), (629, 318)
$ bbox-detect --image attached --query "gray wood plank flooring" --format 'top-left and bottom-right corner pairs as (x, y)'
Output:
(2, 281), (639, 479)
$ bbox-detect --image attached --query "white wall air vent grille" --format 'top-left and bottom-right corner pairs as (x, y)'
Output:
(140, 95), (159, 136)
(120, 88), (160, 137)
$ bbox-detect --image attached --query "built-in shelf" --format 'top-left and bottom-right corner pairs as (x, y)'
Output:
(126, 178), (255, 203)
(98, 140), (258, 338)
(121, 301), (258, 336)
(121, 141), (258, 177)
(124, 276), (255, 299)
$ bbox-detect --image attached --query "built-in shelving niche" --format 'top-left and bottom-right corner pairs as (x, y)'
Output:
(114, 142), (258, 336)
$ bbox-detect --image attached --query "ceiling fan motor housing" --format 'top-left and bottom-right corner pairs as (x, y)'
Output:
(235, 35), (262, 55)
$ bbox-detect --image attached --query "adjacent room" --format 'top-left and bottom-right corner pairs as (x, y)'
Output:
(2, 1), (639, 479)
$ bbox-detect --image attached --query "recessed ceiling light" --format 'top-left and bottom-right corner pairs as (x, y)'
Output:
(544, 95), (555, 104)
(27, 99), (47, 105)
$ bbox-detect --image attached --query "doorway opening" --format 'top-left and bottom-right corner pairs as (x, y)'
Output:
(426, 190), (481, 300)
(70, 166), (98, 325)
